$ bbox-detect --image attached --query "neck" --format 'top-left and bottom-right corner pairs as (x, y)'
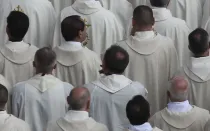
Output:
(9, 37), (22, 42)
(194, 51), (209, 58)
(36, 71), (53, 76)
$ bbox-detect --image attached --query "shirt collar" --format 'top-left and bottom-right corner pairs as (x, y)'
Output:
(61, 41), (83, 51)
(152, 7), (173, 22)
(167, 100), (192, 113)
(129, 123), (153, 131)
(6, 41), (29, 52)
(64, 110), (89, 122)
(134, 31), (155, 40)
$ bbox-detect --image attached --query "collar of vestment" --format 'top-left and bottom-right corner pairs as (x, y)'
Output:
(60, 41), (83, 51)
(152, 7), (173, 22)
(126, 32), (163, 55)
(54, 46), (87, 66)
(27, 74), (63, 93)
(92, 74), (132, 93)
(6, 41), (29, 52)
(57, 117), (97, 131)
(167, 100), (192, 113)
(72, 0), (102, 15)
(184, 56), (210, 82)
(129, 122), (153, 131)
(160, 106), (202, 129)
(0, 41), (37, 64)
(64, 110), (89, 122)
(0, 111), (14, 124)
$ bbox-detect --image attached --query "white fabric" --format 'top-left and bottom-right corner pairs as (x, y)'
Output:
(54, 46), (101, 87)
(153, 7), (190, 66)
(168, 0), (202, 30)
(150, 106), (210, 131)
(54, 0), (124, 54)
(85, 74), (148, 131)
(98, 0), (133, 35)
(49, 0), (75, 15)
(12, 74), (73, 131)
(117, 33), (179, 115)
(202, 0), (210, 27)
(0, 111), (31, 131)
(203, 18), (210, 40)
(205, 119), (210, 131)
(0, 0), (56, 48)
(0, 41), (38, 86)
(129, 123), (153, 131)
(167, 100), (192, 113)
(135, 31), (155, 40)
(127, 0), (150, 8)
(64, 111), (89, 121)
(60, 41), (83, 51)
(6, 41), (29, 52)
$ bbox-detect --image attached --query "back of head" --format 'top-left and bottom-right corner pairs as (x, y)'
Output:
(0, 84), (8, 110)
(103, 45), (129, 74)
(68, 87), (90, 111)
(61, 15), (85, 41)
(168, 76), (189, 102)
(133, 5), (155, 29)
(188, 28), (209, 56)
(34, 47), (56, 75)
(150, 0), (169, 7)
(7, 11), (29, 41)
(126, 95), (150, 125)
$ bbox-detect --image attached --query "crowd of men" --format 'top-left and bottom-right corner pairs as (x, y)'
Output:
(1, 0), (210, 131)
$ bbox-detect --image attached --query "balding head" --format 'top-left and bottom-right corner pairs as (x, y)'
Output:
(168, 76), (189, 102)
(67, 87), (90, 111)
(0, 84), (8, 110)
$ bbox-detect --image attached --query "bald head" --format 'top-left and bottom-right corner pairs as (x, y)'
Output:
(150, 0), (169, 7)
(168, 76), (189, 102)
(68, 87), (90, 111)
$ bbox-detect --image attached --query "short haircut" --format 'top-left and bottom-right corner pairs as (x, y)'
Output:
(150, 0), (169, 7)
(0, 84), (8, 108)
(35, 47), (56, 75)
(126, 95), (150, 125)
(189, 28), (209, 55)
(133, 5), (154, 27)
(61, 15), (85, 41)
(7, 11), (29, 40)
(68, 87), (90, 110)
(104, 45), (129, 74)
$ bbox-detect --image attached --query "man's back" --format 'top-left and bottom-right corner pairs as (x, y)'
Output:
(0, 0), (56, 48)
(85, 75), (147, 131)
(118, 33), (179, 114)
(56, 0), (124, 54)
(54, 47), (101, 87)
(12, 74), (73, 131)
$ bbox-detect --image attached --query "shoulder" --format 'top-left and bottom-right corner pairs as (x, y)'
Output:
(91, 118), (109, 131)
(83, 48), (101, 61)
(63, 82), (74, 89)
(13, 81), (28, 93)
(8, 115), (31, 130)
(194, 106), (210, 116)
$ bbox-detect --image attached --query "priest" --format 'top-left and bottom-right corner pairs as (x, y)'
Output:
(117, 5), (179, 114)
(149, 76), (210, 131)
(0, 11), (38, 86)
(150, 0), (190, 66)
(54, 15), (101, 87)
(85, 45), (148, 131)
(12, 47), (73, 131)
(54, 0), (124, 54)
(168, 0), (202, 30)
(0, 84), (31, 131)
(0, 0), (56, 48)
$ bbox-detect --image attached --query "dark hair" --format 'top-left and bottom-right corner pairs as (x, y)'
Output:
(150, 0), (169, 7)
(104, 45), (129, 74)
(126, 95), (150, 125)
(35, 47), (56, 76)
(61, 15), (85, 41)
(7, 11), (29, 40)
(133, 5), (155, 27)
(0, 84), (8, 108)
(188, 28), (209, 55)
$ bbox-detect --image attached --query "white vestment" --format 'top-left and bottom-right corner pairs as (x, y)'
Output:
(47, 110), (108, 131)
(205, 120), (210, 131)
(127, 0), (149, 8)
(0, 0), (56, 48)
(98, 0), (133, 35)
(153, 8), (190, 66)
(12, 74), (73, 131)
(49, 0), (75, 15)
(85, 74), (148, 131)
(177, 56), (210, 111)
(54, 0), (124, 54)
(54, 44), (101, 87)
(117, 32), (179, 114)
(126, 123), (162, 131)
(202, 0), (210, 27)
(0, 41), (38, 86)
(0, 111), (31, 131)
(150, 106), (210, 131)
(168, 0), (202, 30)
